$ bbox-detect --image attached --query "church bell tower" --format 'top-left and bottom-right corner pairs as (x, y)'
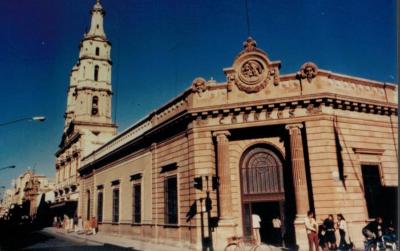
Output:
(55, 0), (116, 206)
(65, 0), (113, 127)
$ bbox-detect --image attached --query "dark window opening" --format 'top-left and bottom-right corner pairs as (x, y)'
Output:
(132, 184), (141, 224)
(361, 164), (397, 225)
(95, 47), (100, 56)
(91, 96), (99, 115)
(97, 192), (103, 223)
(164, 176), (178, 224)
(86, 190), (91, 220)
(94, 65), (99, 81)
(112, 188), (119, 223)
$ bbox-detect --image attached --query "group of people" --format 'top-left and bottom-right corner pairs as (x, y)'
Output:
(362, 216), (397, 250)
(305, 211), (397, 251)
(53, 215), (97, 235)
(305, 211), (352, 251)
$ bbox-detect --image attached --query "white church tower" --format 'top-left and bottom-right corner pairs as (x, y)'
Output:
(54, 0), (116, 214)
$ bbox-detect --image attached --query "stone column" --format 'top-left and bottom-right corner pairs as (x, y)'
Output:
(212, 130), (233, 221)
(213, 130), (236, 250)
(285, 123), (310, 250)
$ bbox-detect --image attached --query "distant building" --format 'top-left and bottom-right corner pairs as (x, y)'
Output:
(1, 169), (53, 218)
(53, 0), (116, 218)
(0, 189), (13, 218)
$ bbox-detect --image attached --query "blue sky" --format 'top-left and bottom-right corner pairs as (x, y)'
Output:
(0, 0), (396, 189)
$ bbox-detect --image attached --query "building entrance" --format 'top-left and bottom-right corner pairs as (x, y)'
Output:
(240, 145), (291, 246)
(362, 165), (397, 225)
(243, 201), (284, 245)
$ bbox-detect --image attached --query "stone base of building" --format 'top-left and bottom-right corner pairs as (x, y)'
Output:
(294, 216), (308, 251)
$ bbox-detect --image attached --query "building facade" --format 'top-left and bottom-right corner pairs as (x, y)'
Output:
(1, 169), (53, 218)
(53, 0), (116, 217)
(76, 35), (397, 250)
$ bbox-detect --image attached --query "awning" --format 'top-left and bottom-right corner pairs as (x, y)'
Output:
(49, 200), (78, 217)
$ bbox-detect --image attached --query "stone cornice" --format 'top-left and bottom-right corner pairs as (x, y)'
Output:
(73, 120), (117, 128)
(279, 69), (396, 89)
(80, 36), (111, 45)
(56, 132), (81, 157)
(79, 56), (112, 65)
(353, 148), (385, 155)
(79, 110), (189, 173)
(75, 86), (112, 94)
(188, 93), (397, 117)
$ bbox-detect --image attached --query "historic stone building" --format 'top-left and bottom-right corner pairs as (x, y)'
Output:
(76, 32), (398, 250)
(53, 0), (116, 217)
(1, 169), (53, 218)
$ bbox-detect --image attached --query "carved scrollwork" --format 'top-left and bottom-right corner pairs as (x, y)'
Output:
(268, 67), (280, 86)
(243, 37), (257, 52)
(298, 62), (318, 83)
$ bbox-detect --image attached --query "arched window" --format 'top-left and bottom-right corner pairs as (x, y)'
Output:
(91, 96), (99, 115)
(95, 47), (100, 56)
(240, 146), (284, 195)
(94, 65), (99, 81)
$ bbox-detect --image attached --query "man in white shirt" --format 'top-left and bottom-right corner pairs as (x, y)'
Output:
(304, 210), (319, 251)
(272, 216), (282, 245)
(252, 214), (262, 245)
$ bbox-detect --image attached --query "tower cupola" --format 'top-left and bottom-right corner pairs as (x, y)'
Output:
(86, 0), (106, 39)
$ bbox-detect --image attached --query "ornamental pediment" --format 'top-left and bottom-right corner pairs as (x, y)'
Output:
(224, 37), (281, 93)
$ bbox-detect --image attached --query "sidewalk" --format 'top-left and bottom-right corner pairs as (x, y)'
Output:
(43, 228), (363, 251)
(43, 227), (190, 251)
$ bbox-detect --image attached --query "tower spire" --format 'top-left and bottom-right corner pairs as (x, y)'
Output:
(86, 0), (106, 39)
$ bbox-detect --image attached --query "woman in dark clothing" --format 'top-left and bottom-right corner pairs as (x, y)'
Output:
(323, 214), (337, 250)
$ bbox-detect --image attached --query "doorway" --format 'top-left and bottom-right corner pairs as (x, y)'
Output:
(243, 201), (284, 245)
(240, 145), (290, 246)
(362, 165), (397, 225)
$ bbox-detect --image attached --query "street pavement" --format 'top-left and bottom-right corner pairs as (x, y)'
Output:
(14, 228), (133, 251)
(40, 227), (190, 251)
(17, 227), (365, 251)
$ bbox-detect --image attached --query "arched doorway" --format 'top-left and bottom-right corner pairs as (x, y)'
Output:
(240, 145), (286, 246)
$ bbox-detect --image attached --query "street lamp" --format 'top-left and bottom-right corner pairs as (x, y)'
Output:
(0, 116), (46, 127)
(0, 165), (15, 171)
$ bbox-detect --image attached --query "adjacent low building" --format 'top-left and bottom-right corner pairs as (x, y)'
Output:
(76, 36), (397, 250)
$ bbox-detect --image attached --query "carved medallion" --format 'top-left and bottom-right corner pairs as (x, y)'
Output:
(224, 37), (281, 94)
(235, 59), (267, 93)
(239, 60), (264, 84)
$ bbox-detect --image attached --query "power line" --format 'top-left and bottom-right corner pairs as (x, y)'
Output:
(244, 0), (251, 37)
